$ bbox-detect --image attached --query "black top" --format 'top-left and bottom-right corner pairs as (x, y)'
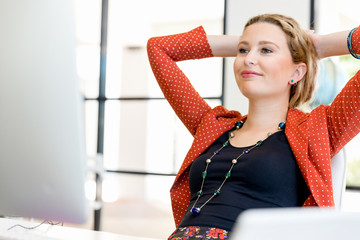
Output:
(178, 129), (310, 231)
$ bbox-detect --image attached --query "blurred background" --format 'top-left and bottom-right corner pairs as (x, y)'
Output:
(72, 0), (360, 238)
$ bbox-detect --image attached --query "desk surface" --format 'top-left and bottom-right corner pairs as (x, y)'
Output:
(0, 218), (160, 240)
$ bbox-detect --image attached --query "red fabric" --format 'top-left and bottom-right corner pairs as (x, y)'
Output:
(147, 26), (360, 227)
(352, 27), (360, 53)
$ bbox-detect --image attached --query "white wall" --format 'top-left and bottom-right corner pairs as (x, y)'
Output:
(223, 0), (311, 113)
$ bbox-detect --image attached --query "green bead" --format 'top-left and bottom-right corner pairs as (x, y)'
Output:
(225, 171), (231, 178)
(202, 171), (207, 178)
(214, 189), (220, 195)
(224, 141), (229, 146)
(278, 122), (286, 130)
(235, 121), (244, 129)
(256, 140), (263, 146)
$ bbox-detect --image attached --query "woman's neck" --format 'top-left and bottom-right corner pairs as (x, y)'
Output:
(243, 101), (289, 132)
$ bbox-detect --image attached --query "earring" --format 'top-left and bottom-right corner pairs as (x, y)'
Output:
(290, 80), (297, 86)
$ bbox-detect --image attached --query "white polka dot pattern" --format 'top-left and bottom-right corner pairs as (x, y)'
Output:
(147, 26), (360, 227)
(352, 27), (360, 55)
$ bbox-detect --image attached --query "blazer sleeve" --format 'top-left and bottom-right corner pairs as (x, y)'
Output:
(326, 26), (360, 155)
(146, 26), (213, 136)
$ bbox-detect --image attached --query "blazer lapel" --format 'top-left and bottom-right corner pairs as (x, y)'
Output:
(286, 108), (334, 207)
(286, 108), (310, 183)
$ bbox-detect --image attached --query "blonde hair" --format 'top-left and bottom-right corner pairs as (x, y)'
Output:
(244, 14), (319, 108)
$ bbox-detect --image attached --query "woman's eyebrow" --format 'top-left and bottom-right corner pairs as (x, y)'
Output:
(237, 40), (249, 48)
(258, 40), (280, 49)
(238, 40), (280, 49)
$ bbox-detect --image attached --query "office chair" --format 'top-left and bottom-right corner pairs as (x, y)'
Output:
(330, 148), (347, 209)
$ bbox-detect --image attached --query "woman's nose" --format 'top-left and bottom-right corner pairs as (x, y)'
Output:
(245, 51), (257, 66)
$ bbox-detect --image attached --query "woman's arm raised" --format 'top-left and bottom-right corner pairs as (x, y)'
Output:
(207, 35), (240, 57)
(147, 27), (213, 136)
(210, 28), (354, 59)
(312, 30), (351, 59)
(323, 26), (360, 154)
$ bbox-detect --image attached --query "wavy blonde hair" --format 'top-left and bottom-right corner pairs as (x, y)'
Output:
(244, 14), (319, 108)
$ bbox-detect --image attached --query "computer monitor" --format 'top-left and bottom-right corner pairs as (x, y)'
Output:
(0, 0), (88, 224)
(230, 208), (360, 240)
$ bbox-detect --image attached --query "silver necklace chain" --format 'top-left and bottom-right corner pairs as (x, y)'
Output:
(190, 121), (285, 216)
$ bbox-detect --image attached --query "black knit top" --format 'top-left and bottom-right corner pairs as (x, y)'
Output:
(178, 129), (310, 231)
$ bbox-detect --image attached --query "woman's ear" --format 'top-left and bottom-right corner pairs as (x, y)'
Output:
(289, 63), (307, 85)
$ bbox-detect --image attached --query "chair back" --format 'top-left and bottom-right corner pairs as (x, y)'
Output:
(330, 148), (347, 209)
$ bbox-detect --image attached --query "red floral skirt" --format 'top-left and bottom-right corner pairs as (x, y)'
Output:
(168, 226), (229, 240)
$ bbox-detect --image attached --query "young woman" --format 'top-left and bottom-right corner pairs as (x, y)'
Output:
(147, 14), (360, 239)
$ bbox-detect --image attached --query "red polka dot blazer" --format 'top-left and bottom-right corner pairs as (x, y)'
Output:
(147, 26), (360, 227)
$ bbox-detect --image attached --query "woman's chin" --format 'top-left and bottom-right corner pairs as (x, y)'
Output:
(239, 85), (264, 99)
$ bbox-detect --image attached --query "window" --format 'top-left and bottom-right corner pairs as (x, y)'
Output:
(74, 0), (225, 237)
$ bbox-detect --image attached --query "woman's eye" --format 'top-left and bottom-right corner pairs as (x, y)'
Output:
(261, 48), (272, 54)
(239, 48), (248, 54)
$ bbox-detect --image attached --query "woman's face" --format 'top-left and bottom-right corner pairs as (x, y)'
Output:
(233, 22), (299, 103)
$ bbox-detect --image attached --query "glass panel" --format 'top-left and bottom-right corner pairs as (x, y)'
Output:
(177, 58), (223, 97)
(103, 99), (222, 174)
(76, 45), (100, 98)
(106, 0), (224, 98)
(106, 45), (149, 98)
(74, 0), (101, 44)
(103, 100), (189, 173)
(84, 100), (98, 158)
(100, 173), (175, 203)
(99, 174), (174, 239)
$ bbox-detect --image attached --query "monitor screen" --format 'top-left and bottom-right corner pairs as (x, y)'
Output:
(0, 0), (88, 224)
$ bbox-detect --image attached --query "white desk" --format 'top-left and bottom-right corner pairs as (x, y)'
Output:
(0, 218), (160, 240)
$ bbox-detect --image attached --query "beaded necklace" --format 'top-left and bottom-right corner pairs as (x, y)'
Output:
(190, 120), (286, 216)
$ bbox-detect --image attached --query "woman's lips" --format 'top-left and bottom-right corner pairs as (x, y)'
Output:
(241, 70), (261, 78)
